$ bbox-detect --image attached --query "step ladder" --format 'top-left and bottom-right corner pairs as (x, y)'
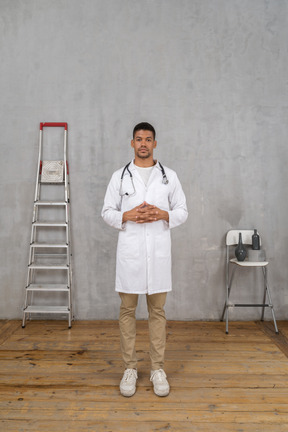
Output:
(22, 122), (73, 328)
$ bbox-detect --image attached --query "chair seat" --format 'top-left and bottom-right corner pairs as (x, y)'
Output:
(230, 258), (268, 267)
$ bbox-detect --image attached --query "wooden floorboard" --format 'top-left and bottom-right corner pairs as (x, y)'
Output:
(256, 320), (288, 357)
(0, 320), (288, 431)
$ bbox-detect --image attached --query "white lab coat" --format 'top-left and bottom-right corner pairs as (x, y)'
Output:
(101, 160), (188, 294)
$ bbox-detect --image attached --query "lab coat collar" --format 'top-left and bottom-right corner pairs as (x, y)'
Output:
(130, 159), (162, 172)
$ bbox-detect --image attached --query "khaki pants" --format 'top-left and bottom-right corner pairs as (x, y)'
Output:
(119, 292), (167, 370)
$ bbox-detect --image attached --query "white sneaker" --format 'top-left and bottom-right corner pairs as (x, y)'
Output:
(150, 369), (170, 396)
(120, 369), (138, 397)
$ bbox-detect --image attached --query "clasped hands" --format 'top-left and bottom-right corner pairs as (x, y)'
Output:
(122, 201), (169, 224)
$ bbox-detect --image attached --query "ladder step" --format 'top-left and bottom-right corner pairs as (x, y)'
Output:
(26, 284), (69, 292)
(40, 180), (65, 185)
(34, 201), (67, 206)
(31, 243), (68, 248)
(29, 263), (69, 270)
(23, 306), (70, 314)
(34, 254), (69, 260)
(33, 221), (67, 227)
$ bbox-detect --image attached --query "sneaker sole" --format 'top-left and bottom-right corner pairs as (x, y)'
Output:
(153, 388), (170, 397)
(120, 387), (136, 397)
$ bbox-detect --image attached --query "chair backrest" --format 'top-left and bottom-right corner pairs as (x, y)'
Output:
(226, 230), (261, 246)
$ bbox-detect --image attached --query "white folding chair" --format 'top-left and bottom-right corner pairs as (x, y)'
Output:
(221, 230), (278, 334)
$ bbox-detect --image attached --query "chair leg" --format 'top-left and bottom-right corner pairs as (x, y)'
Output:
(262, 267), (279, 334)
(221, 303), (230, 334)
(261, 268), (267, 321)
(265, 285), (279, 334)
(221, 282), (231, 323)
(221, 302), (227, 322)
(225, 306), (229, 334)
(221, 267), (236, 334)
(270, 305), (279, 334)
(221, 294), (229, 333)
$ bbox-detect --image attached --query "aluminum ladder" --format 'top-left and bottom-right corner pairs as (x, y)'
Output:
(22, 122), (73, 328)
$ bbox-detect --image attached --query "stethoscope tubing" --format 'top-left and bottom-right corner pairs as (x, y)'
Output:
(119, 161), (168, 197)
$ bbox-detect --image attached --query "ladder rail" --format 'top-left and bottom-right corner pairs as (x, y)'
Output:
(64, 128), (68, 204)
(34, 128), (42, 203)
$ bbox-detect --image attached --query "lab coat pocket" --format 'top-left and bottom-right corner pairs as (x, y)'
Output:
(117, 232), (140, 259)
(155, 231), (171, 258)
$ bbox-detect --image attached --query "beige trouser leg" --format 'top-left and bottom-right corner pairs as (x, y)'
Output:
(146, 292), (167, 370)
(119, 293), (139, 369)
(119, 292), (167, 370)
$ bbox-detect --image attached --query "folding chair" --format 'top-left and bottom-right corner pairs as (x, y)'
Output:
(221, 229), (278, 334)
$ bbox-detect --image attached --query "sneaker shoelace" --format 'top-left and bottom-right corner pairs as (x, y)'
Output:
(123, 369), (137, 382)
(150, 369), (166, 382)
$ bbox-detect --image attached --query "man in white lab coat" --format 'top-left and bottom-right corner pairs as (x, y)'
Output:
(102, 122), (188, 397)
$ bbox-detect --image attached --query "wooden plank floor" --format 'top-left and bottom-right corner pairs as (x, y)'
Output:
(0, 320), (288, 431)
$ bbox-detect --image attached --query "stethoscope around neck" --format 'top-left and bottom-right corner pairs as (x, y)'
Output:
(119, 161), (169, 197)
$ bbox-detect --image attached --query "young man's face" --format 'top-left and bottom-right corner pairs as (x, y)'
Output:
(131, 129), (157, 160)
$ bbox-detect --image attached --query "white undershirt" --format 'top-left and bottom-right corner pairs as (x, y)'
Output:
(135, 165), (155, 186)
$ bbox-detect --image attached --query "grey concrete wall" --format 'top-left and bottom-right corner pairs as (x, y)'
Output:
(0, 0), (288, 321)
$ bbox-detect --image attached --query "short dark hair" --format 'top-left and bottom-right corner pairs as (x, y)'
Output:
(133, 122), (156, 139)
